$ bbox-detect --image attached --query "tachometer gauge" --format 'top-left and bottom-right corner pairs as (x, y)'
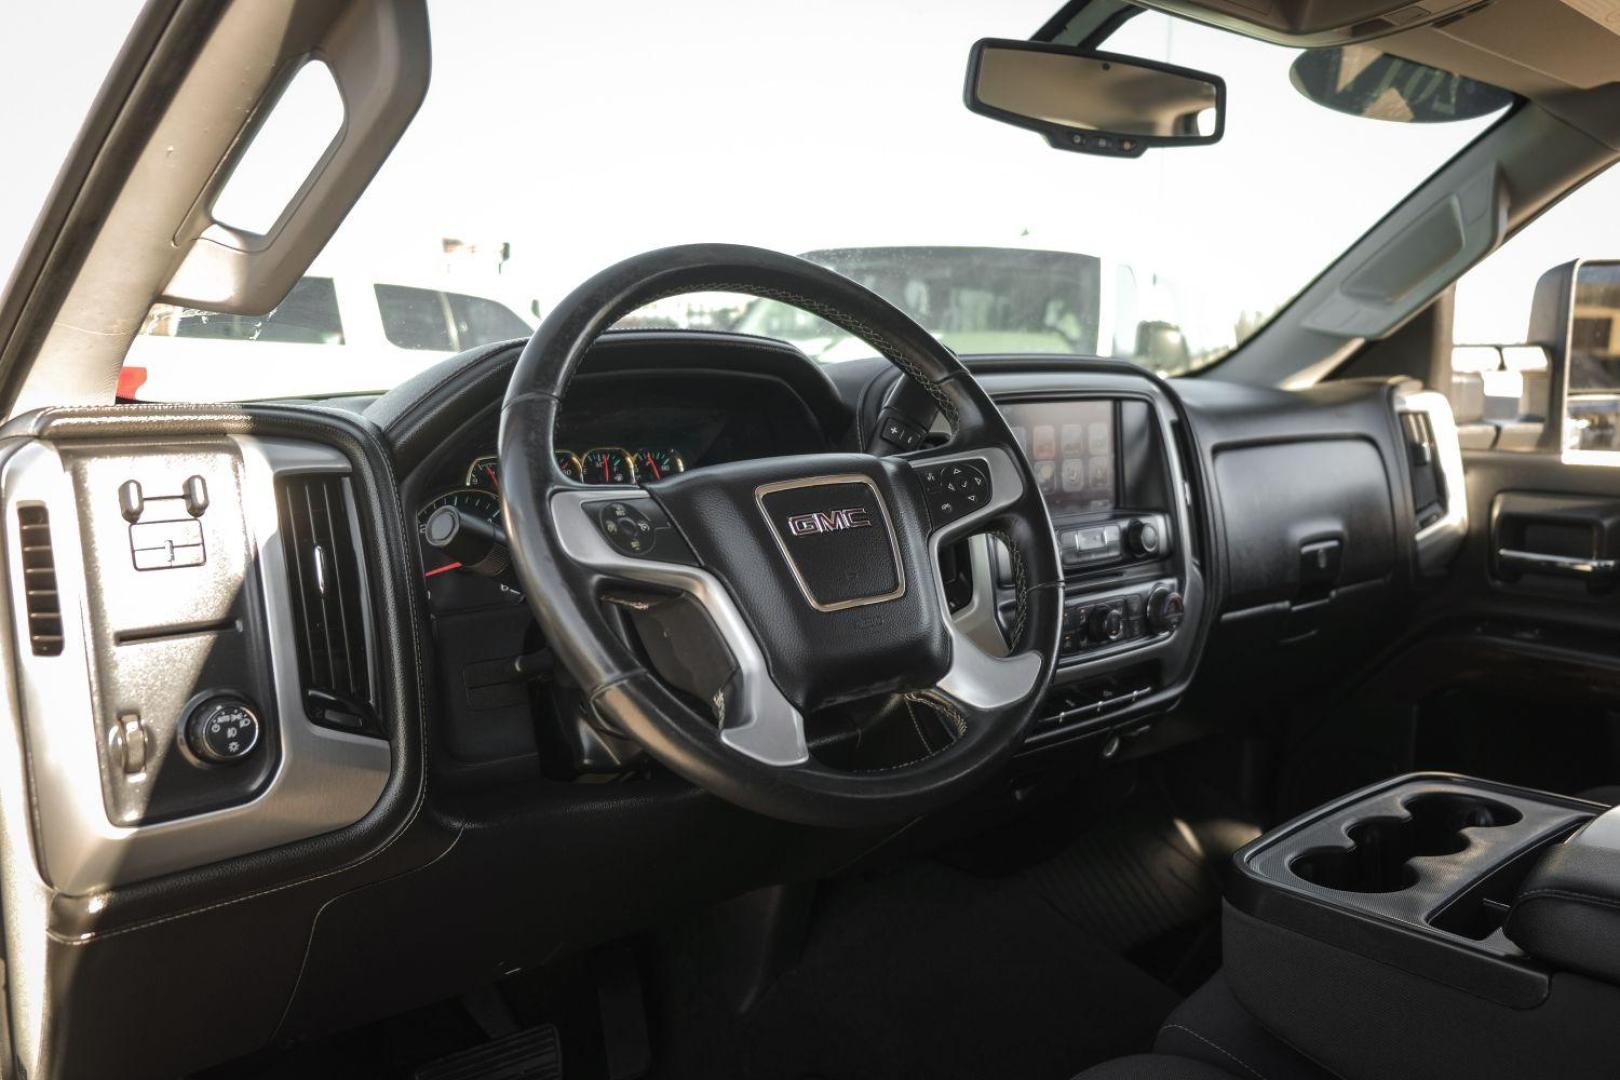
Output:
(418, 488), (502, 578)
(554, 450), (583, 481)
(633, 447), (685, 481)
(466, 454), (500, 492)
(580, 447), (637, 485)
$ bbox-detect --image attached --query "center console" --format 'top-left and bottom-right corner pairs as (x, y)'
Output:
(975, 380), (1205, 743)
(1225, 773), (1620, 1080)
(1002, 397), (1186, 657)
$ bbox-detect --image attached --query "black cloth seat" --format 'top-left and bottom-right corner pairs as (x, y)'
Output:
(1076, 971), (1337, 1080)
(1075, 1057), (1248, 1080)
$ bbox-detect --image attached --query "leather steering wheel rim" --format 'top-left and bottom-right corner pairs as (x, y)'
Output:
(499, 243), (1062, 826)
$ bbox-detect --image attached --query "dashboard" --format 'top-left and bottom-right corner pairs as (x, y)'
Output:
(401, 336), (1453, 754)
(0, 326), (1466, 1080)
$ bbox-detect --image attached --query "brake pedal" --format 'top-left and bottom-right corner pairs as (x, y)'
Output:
(412, 1024), (562, 1080)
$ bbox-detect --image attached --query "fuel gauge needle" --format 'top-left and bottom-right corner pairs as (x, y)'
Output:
(424, 561), (463, 578)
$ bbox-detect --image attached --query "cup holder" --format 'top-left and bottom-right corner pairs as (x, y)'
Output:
(1289, 793), (1522, 894)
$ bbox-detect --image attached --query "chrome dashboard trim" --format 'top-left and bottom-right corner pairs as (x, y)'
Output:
(952, 534), (1010, 659)
(1, 436), (389, 895)
(911, 446), (1045, 711)
(753, 472), (906, 613)
(979, 381), (1207, 695)
(1396, 387), (1469, 576)
(550, 488), (810, 767)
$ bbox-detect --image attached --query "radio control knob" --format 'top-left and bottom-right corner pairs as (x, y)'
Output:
(185, 697), (262, 765)
(1088, 606), (1125, 642)
(1147, 587), (1185, 633)
(1125, 518), (1161, 557)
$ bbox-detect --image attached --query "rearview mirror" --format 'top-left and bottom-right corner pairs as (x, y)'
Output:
(964, 38), (1224, 158)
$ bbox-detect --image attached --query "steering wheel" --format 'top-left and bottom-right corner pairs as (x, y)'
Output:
(499, 244), (1062, 826)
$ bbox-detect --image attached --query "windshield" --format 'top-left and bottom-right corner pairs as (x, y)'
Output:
(119, 1), (1507, 400)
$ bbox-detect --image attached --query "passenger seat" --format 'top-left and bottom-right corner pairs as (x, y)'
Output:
(1076, 972), (1336, 1080)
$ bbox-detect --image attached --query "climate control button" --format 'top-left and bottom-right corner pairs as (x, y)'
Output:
(1147, 587), (1186, 633)
(1088, 605), (1125, 642)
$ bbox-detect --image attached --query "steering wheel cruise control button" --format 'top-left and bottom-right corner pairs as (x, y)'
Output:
(596, 501), (656, 554)
(586, 499), (701, 565)
(921, 458), (991, 527)
(185, 697), (262, 765)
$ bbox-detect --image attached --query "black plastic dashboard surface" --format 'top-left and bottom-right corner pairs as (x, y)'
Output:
(1213, 437), (1396, 610)
(0, 403), (438, 1080)
(0, 335), (1428, 1080)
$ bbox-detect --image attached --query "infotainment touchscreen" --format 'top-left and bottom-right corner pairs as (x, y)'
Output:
(1001, 400), (1116, 515)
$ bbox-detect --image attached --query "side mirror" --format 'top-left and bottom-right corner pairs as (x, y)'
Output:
(1135, 320), (1191, 371)
(1532, 259), (1620, 454)
(964, 38), (1224, 158)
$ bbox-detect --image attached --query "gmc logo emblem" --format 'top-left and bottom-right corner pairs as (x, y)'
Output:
(786, 507), (873, 537)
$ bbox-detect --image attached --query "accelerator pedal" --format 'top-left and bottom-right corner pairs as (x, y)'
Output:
(412, 1024), (562, 1080)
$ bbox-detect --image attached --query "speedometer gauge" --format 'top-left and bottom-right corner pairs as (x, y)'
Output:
(633, 448), (685, 481)
(580, 447), (636, 485)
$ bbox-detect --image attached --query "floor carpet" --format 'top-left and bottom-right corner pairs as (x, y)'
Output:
(647, 855), (1192, 1080)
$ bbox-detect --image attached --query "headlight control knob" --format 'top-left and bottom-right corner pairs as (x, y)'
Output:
(186, 696), (262, 765)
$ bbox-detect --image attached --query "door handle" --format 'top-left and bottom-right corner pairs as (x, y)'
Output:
(1496, 548), (1618, 578)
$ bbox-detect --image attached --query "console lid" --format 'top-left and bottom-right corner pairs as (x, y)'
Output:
(1507, 804), (1620, 985)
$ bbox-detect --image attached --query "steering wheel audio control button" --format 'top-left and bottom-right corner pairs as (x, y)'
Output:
(920, 458), (991, 527)
(185, 696), (262, 765)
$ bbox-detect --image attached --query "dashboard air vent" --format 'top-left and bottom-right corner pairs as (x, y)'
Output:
(1401, 411), (1446, 530)
(277, 475), (372, 719)
(1168, 418), (1202, 566)
(17, 505), (62, 656)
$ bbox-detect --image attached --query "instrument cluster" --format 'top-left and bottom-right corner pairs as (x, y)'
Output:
(417, 447), (689, 583)
(463, 447), (686, 492)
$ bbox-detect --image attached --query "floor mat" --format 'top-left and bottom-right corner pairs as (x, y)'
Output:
(1022, 803), (1218, 954)
(648, 859), (1183, 1080)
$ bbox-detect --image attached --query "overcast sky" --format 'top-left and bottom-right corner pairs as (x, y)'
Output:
(4, 0), (1618, 351)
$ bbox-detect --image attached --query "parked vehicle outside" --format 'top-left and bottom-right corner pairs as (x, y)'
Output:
(731, 246), (1205, 373)
(122, 272), (533, 401)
